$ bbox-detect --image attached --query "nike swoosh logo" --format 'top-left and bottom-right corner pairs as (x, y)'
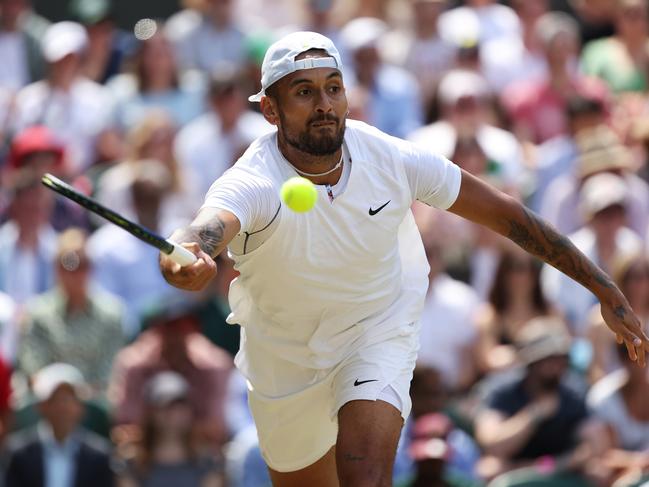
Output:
(353, 379), (379, 386)
(368, 200), (390, 216)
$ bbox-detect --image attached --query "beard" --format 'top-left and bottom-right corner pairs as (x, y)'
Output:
(279, 111), (346, 156)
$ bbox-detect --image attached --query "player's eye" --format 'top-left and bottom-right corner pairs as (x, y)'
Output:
(297, 88), (311, 96)
(328, 85), (341, 94)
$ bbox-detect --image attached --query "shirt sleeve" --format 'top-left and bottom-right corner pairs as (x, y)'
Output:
(398, 139), (462, 209)
(200, 167), (280, 234)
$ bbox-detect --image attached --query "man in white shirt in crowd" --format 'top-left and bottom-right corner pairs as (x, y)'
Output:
(160, 32), (648, 487)
(165, 0), (247, 74)
(11, 21), (115, 173)
(175, 67), (272, 197)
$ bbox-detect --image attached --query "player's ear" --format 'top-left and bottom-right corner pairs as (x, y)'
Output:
(261, 97), (280, 126)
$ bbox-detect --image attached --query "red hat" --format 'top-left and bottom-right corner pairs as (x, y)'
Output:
(9, 126), (65, 169)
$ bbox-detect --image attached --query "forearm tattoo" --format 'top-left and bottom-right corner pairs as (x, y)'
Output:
(174, 218), (225, 258)
(507, 207), (616, 293)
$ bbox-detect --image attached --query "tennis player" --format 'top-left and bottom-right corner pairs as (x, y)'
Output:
(160, 32), (648, 487)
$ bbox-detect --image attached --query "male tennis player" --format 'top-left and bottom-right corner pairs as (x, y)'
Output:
(160, 32), (648, 487)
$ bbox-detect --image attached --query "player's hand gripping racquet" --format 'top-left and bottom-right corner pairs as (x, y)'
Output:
(41, 173), (197, 266)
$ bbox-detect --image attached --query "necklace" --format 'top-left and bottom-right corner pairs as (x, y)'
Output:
(291, 152), (344, 177)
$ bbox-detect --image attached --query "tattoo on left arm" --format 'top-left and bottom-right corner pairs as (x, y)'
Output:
(506, 207), (616, 294)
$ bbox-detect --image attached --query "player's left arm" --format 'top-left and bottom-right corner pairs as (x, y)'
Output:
(448, 169), (649, 365)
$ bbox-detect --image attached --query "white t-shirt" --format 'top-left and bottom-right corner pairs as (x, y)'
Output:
(202, 120), (462, 385)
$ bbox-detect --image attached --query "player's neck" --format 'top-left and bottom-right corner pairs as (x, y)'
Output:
(277, 138), (343, 186)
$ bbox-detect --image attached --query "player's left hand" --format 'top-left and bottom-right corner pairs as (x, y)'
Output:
(600, 296), (649, 366)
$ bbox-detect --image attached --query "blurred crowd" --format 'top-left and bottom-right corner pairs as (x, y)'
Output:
(0, 0), (649, 486)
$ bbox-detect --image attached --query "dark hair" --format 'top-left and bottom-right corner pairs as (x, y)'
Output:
(132, 399), (198, 475)
(488, 250), (549, 315)
(565, 96), (605, 123)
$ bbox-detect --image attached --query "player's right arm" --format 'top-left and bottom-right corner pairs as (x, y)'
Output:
(159, 208), (241, 291)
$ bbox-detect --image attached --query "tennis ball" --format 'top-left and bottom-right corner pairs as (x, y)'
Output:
(280, 177), (318, 213)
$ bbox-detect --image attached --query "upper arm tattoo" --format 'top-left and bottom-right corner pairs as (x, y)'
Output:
(507, 207), (615, 292)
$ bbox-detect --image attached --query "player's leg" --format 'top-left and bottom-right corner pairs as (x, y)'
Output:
(336, 398), (404, 487)
(331, 326), (419, 487)
(268, 447), (339, 487)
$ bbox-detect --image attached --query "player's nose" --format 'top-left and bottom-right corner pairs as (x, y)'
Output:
(314, 88), (334, 113)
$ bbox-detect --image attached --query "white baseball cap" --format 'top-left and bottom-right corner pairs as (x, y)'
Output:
(248, 31), (343, 102)
(32, 363), (85, 402)
(41, 21), (88, 63)
(579, 172), (628, 220)
(438, 69), (490, 106)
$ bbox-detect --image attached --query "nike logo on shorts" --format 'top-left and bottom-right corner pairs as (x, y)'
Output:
(353, 379), (378, 386)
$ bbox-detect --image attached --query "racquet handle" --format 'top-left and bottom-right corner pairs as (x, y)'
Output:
(166, 241), (198, 266)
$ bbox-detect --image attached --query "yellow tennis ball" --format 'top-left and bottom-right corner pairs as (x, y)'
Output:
(280, 177), (318, 213)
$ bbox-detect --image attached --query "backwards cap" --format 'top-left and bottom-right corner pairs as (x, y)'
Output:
(248, 31), (342, 102)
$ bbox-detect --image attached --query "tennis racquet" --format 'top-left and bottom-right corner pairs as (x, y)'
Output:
(41, 173), (197, 266)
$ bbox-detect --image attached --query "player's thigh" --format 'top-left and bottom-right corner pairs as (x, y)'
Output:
(336, 399), (404, 487)
(268, 446), (339, 487)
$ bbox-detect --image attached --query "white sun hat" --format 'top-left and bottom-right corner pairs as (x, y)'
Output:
(41, 21), (88, 63)
(248, 31), (343, 102)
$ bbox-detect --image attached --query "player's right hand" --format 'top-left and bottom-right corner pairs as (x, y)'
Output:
(159, 242), (217, 291)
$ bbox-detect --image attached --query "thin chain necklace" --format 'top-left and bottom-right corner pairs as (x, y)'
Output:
(291, 151), (344, 177)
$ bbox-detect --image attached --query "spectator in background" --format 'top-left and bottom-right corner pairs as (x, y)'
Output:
(175, 67), (272, 196)
(96, 111), (201, 226)
(114, 371), (223, 487)
(408, 69), (525, 189)
(439, 0), (521, 46)
(502, 11), (608, 144)
(69, 0), (135, 84)
(476, 248), (561, 374)
(11, 21), (116, 174)
(339, 17), (423, 139)
(404, 365), (481, 486)
(581, 0), (649, 94)
(388, 0), (456, 117)
(416, 227), (482, 393)
(587, 342), (649, 486)
(588, 253), (649, 381)
(480, 0), (548, 93)
(0, 171), (56, 304)
(543, 173), (643, 335)
(304, 0), (342, 47)
(540, 125), (649, 237)
(5, 363), (114, 487)
(18, 228), (126, 396)
(89, 160), (190, 331)
(3, 124), (91, 231)
(165, 0), (247, 74)
(475, 318), (596, 482)
(108, 28), (204, 130)
(0, 0), (49, 92)
(530, 95), (606, 212)
(109, 307), (232, 452)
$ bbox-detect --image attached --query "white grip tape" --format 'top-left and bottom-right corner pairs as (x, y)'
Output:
(167, 241), (198, 266)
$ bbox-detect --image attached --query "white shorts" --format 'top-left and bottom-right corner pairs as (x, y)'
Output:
(246, 329), (418, 472)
